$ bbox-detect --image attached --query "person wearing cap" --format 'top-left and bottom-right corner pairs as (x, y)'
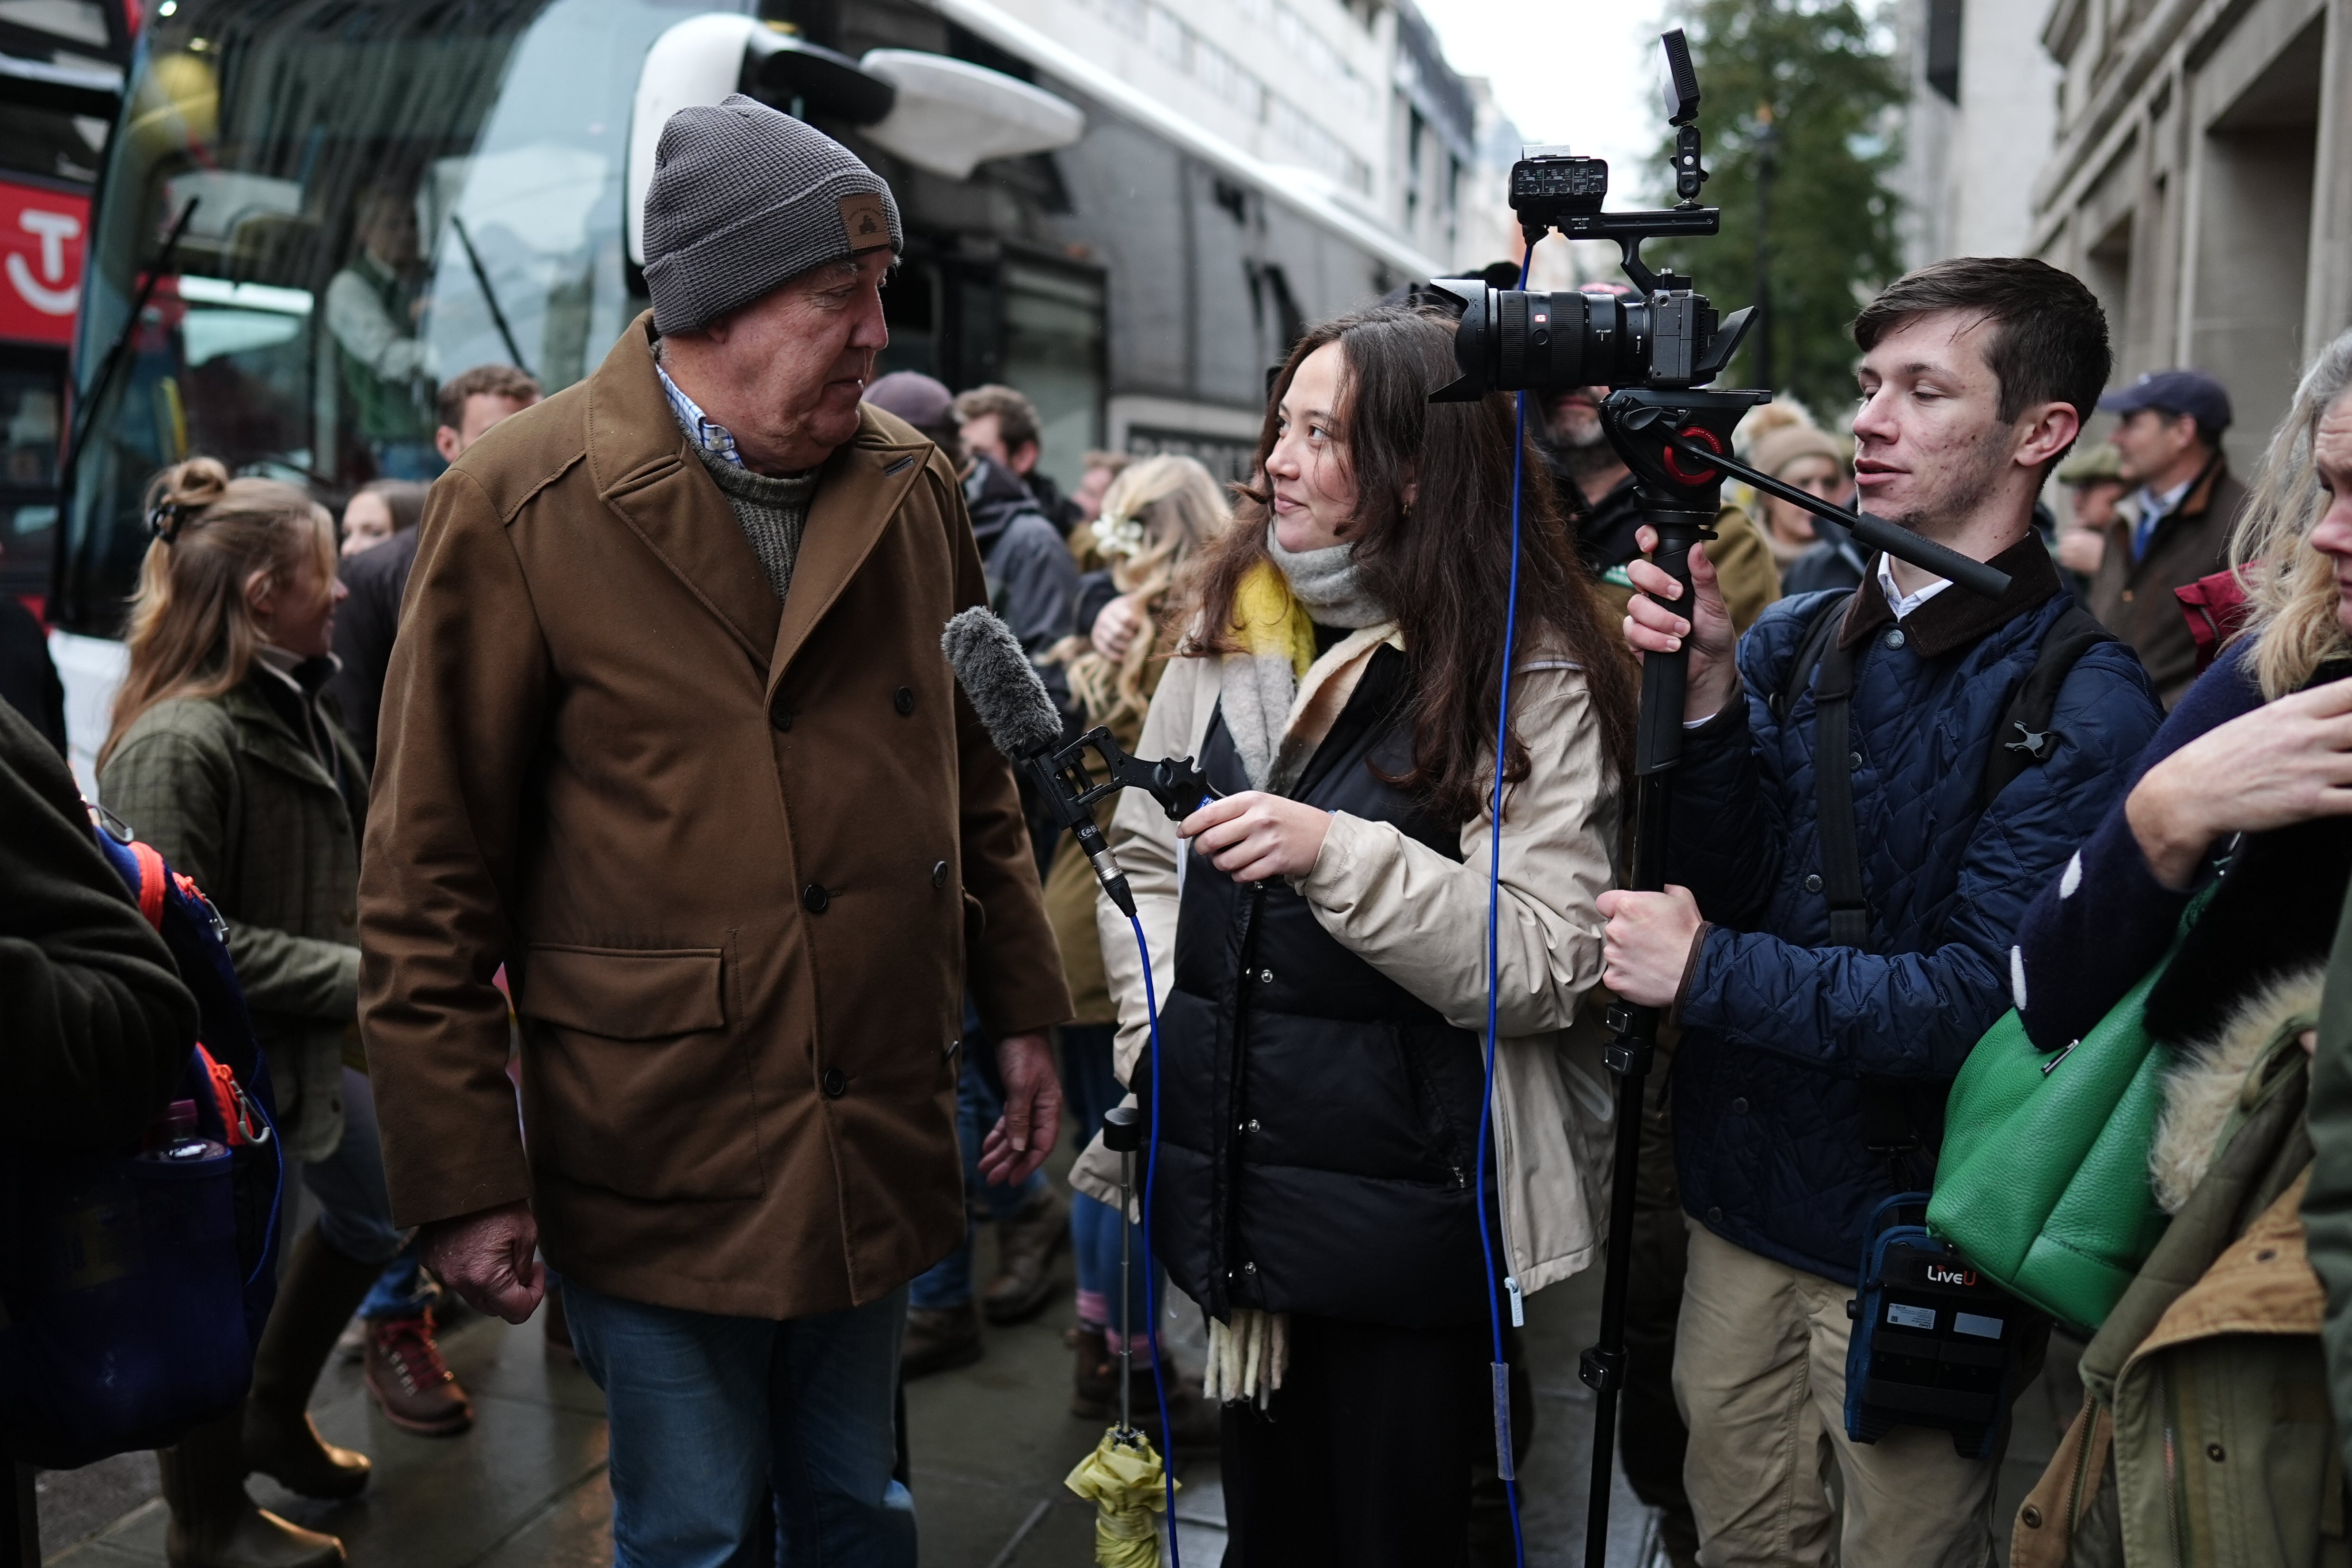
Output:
(2052, 441), (2128, 593)
(2086, 369), (2248, 705)
(358, 96), (1071, 1562)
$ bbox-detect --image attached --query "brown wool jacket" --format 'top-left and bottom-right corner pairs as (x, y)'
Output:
(359, 315), (1071, 1319)
(2087, 459), (2247, 708)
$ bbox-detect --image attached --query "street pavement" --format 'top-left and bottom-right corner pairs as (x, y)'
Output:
(29, 1211), (2072, 1568)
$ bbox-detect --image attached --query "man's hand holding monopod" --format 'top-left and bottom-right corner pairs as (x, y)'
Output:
(1622, 525), (1739, 724)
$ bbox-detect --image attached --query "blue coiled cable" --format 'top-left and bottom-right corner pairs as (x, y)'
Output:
(1470, 246), (1537, 1568)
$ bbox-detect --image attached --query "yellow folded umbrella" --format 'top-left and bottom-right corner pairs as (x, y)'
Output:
(1065, 1426), (1178, 1567)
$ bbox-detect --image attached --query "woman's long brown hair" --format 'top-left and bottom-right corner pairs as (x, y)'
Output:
(1187, 305), (1637, 822)
(101, 458), (336, 770)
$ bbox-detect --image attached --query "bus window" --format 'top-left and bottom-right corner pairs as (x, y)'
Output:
(58, 0), (695, 634)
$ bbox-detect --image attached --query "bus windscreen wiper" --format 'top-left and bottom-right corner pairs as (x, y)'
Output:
(450, 214), (535, 382)
(61, 195), (199, 485)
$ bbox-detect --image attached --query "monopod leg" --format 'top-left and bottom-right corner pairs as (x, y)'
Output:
(1102, 1105), (1145, 1440)
(1581, 508), (1705, 1567)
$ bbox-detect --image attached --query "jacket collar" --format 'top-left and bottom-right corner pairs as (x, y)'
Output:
(219, 677), (359, 797)
(584, 314), (931, 692)
(1837, 533), (2060, 657)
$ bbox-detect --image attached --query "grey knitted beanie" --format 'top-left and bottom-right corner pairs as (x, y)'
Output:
(643, 94), (902, 335)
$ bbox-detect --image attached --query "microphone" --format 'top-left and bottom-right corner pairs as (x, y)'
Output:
(941, 607), (1138, 917)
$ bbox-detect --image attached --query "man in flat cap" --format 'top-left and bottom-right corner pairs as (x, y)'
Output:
(359, 97), (1070, 1560)
(2085, 368), (2247, 705)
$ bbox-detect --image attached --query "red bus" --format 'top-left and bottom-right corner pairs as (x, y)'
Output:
(0, 0), (133, 606)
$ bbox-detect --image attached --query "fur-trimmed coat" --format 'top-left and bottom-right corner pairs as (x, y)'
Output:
(2014, 969), (2337, 1568)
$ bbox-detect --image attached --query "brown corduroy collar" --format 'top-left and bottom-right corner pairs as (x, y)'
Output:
(1836, 534), (2062, 657)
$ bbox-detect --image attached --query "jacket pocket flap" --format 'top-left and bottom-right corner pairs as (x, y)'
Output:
(519, 945), (725, 1039)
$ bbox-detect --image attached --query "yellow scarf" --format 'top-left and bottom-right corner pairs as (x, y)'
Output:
(1231, 560), (1318, 681)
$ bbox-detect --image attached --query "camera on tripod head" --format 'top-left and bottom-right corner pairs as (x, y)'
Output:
(1431, 29), (1755, 406)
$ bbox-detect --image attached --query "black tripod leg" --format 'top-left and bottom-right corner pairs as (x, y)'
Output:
(1582, 510), (1706, 1567)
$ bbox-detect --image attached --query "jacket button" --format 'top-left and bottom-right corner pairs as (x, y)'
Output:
(1257, 968), (1273, 983)
(932, 860), (949, 889)
(2121, 588), (2136, 603)
(1731, 1098), (1748, 1115)
(1242, 1261), (1257, 1274)
(1804, 873), (1824, 892)
(1883, 628), (1906, 650)
(894, 686), (915, 715)
(1706, 1206), (1723, 1223)
(771, 706), (793, 732)
(1848, 751), (1862, 771)
(821, 1068), (847, 1098)
(2020, 1506), (2044, 1530)
(2207, 1443), (2225, 1461)
(803, 883), (830, 913)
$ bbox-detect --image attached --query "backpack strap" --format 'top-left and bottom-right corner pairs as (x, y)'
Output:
(128, 839), (169, 931)
(1811, 632), (1872, 949)
(1772, 590), (1855, 723)
(1979, 605), (2116, 808)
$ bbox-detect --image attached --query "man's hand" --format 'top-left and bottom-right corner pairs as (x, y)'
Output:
(1622, 528), (1738, 725)
(1597, 885), (1706, 1009)
(418, 1199), (545, 1324)
(978, 1030), (1062, 1187)
(1179, 792), (1332, 882)
(1091, 594), (1145, 661)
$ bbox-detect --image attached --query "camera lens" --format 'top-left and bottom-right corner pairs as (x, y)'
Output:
(1441, 283), (1651, 397)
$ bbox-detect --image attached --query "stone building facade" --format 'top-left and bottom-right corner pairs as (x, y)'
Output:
(2029, 0), (2352, 461)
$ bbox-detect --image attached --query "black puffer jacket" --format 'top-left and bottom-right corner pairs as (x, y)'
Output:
(1142, 647), (1493, 1329)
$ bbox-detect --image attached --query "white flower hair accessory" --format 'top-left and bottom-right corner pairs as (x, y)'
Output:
(1091, 506), (1146, 560)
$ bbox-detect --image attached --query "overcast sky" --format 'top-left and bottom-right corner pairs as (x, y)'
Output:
(1414, 0), (1670, 181)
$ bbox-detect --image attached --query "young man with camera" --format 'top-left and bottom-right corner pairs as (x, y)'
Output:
(1599, 257), (2165, 1566)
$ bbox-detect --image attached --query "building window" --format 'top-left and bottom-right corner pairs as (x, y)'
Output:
(1925, 0), (1962, 103)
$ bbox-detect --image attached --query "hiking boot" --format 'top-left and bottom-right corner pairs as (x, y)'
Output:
(981, 1186), (1068, 1324)
(159, 1410), (345, 1568)
(901, 1300), (984, 1378)
(363, 1313), (474, 1436)
(243, 1227), (378, 1500)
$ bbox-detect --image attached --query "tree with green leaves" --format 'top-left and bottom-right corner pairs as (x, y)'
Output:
(1649, 0), (1906, 420)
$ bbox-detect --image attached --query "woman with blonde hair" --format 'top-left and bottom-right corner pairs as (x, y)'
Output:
(100, 458), (468, 1568)
(1038, 453), (1229, 1445)
(2003, 330), (2352, 1562)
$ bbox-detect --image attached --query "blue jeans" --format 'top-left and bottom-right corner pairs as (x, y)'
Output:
(906, 1043), (1045, 1312)
(564, 1279), (916, 1568)
(299, 1068), (437, 1318)
(1060, 1024), (1158, 1344)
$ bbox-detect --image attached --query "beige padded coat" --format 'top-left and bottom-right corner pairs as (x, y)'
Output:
(1071, 627), (1623, 1298)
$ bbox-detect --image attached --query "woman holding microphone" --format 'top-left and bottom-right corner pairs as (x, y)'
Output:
(1065, 304), (1635, 1561)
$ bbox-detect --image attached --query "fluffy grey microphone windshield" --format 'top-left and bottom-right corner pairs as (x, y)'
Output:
(941, 608), (1062, 759)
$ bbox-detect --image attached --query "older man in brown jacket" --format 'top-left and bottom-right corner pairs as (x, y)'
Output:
(358, 98), (1069, 1563)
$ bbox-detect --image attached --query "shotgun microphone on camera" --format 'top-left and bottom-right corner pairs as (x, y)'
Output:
(941, 607), (1139, 916)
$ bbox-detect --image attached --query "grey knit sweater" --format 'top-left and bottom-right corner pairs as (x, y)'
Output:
(692, 447), (818, 605)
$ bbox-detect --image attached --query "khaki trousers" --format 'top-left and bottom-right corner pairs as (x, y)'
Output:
(1672, 1221), (2002, 1568)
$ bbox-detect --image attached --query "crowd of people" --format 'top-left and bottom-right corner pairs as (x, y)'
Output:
(12, 87), (2352, 1568)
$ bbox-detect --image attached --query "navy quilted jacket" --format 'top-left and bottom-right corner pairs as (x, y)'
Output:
(1667, 543), (2164, 1284)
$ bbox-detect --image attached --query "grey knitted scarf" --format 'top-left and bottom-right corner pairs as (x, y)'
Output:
(1220, 526), (1389, 791)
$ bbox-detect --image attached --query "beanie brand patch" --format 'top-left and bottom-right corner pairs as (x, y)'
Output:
(840, 193), (892, 253)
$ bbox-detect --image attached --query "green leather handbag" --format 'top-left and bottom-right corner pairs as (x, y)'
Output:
(1926, 892), (2210, 1337)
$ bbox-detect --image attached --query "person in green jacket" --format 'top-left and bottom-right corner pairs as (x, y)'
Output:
(98, 457), (466, 1568)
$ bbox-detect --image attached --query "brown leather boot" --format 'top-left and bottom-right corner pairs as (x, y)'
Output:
(1069, 1326), (1117, 1420)
(362, 1313), (473, 1436)
(159, 1410), (345, 1568)
(243, 1227), (380, 1500)
(900, 1300), (984, 1378)
(980, 1186), (1068, 1324)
